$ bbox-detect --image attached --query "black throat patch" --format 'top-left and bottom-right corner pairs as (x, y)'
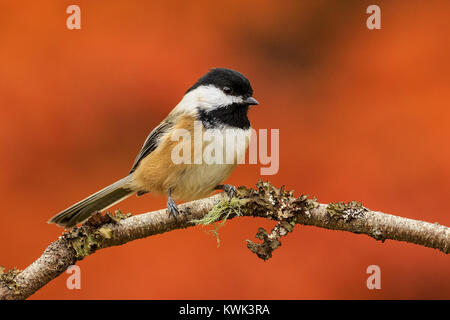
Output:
(198, 103), (250, 129)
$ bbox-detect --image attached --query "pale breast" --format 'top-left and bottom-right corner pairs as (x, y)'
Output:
(131, 116), (251, 201)
(170, 124), (252, 200)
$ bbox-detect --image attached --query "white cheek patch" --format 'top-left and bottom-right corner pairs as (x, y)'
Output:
(173, 85), (243, 114)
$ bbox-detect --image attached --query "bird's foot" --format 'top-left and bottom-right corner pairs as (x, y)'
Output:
(215, 184), (237, 202)
(167, 188), (179, 218)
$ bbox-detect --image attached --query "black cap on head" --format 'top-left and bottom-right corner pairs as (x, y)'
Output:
(186, 68), (253, 98)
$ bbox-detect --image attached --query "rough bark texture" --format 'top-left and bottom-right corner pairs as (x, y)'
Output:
(1, 181), (448, 300)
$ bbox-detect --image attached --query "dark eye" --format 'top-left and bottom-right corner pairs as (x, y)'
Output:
(223, 86), (232, 94)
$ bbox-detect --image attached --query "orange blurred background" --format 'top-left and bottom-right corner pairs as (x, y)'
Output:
(0, 0), (449, 299)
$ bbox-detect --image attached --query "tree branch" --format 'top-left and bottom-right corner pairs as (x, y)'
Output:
(1, 181), (449, 300)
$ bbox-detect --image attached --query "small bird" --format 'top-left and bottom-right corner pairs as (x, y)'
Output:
(49, 68), (258, 228)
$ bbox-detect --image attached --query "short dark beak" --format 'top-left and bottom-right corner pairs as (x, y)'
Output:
(245, 97), (259, 106)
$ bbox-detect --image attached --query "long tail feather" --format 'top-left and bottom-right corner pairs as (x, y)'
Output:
(48, 175), (134, 228)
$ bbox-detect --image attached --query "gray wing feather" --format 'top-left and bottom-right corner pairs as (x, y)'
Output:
(129, 119), (173, 173)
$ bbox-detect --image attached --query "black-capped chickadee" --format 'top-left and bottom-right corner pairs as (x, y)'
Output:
(49, 68), (259, 228)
